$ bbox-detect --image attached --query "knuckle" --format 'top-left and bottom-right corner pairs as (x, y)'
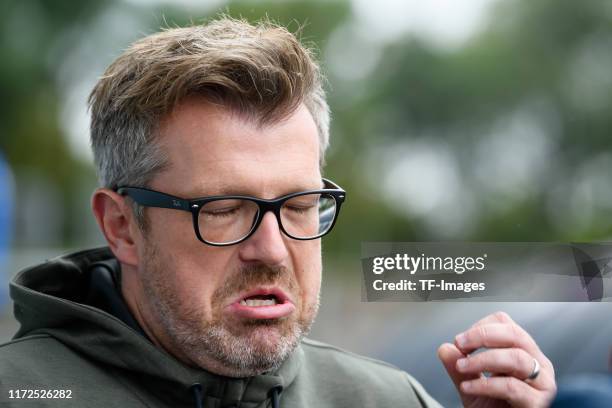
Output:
(494, 311), (510, 322)
(510, 349), (523, 373)
(545, 356), (555, 374)
(549, 380), (558, 395)
(504, 377), (517, 394)
(479, 377), (490, 392)
(536, 387), (557, 408)
(470, 352), (483, 369)
(509, 322), (521, 347)
(550, 381), (557, 397)
(478, 325), (489, 343)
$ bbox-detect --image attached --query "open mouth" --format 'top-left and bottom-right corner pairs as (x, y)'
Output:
(239, 294), (280, 307)
(229, 288), (295, 319)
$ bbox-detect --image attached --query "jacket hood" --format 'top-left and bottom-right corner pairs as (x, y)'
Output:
(9, 247), (302, 407)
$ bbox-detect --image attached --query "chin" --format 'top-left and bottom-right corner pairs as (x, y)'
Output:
(176, 317), (305, 378)
(244, 320), (296, 347)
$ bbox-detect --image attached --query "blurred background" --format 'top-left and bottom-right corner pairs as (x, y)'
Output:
(2, 0), (612, 405)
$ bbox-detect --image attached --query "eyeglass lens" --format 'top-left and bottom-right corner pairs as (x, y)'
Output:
(197, 193), (337, 244)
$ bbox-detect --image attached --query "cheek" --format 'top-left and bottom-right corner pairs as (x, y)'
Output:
(146, 213), (236, 308)
(292, 241), (322, 299)
(145, 207), (196, 250)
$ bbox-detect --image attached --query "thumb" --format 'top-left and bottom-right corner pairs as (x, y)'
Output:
(438, 343), (479, 405)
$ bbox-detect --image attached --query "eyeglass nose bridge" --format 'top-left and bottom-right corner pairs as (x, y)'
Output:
(243, 198), (290, 242)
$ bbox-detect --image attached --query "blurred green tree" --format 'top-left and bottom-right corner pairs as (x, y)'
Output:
(4, 0), (612, 254)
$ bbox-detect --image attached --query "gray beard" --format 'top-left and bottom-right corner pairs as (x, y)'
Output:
(167, 317), (306, 377)
(141, 242), (319, 377)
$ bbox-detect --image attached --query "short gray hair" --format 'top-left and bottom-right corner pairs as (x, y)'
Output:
(89, 17), (330, 226)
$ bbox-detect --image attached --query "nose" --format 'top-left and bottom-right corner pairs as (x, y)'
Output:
(238, 211), (289, 266)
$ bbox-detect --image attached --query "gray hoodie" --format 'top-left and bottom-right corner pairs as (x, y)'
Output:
(0, 247), (442, 407)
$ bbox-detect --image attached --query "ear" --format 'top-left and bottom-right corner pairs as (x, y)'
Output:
(91, 188), (140, 266)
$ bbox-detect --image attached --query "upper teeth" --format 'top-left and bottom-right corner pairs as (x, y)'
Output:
(240, 298), (278, 307)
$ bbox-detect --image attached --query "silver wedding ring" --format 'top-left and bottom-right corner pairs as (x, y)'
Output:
(526, 358), (540, 381)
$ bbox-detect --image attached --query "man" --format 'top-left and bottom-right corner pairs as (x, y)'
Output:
(0, 18), (556, 407)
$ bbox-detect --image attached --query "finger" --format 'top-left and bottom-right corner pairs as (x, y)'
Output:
(467, 315), (555, 376)
(456, 348), (540, 382)
(460, 376), (548, 408)
(470, 311), (515, 328)
(438, 343), (477, 389)
(455, 323), (539, 356)
(438, 343), (479, 408)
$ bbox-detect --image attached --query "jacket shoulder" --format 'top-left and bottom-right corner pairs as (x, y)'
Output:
(293, 338), (442, 408)
(0, 333), (62, 363)
(0, 334), (147, 407)
(0, 334), (108, 385)
(301, 338), (408, 374)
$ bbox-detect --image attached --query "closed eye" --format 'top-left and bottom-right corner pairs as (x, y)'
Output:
(202, 207), (240, 217)
(284, 203), (317, 214)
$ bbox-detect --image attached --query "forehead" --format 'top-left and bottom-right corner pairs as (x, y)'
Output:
(151, 98), (322, 197)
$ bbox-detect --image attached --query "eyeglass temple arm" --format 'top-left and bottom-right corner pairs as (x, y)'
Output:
(322, 178), (342, 190)
(117, 187), (191, 211)
(322, 178), (346, 204)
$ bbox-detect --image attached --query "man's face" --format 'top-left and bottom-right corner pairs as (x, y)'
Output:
(135, 98), (323, 377)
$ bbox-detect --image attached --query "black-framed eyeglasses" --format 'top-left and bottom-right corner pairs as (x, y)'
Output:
(116, 178), (346, 246)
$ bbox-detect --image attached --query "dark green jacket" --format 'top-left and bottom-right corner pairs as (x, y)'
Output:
(0, 248), (441, 407)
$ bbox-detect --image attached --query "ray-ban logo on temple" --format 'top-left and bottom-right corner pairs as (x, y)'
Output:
(116, 179), (346, 246)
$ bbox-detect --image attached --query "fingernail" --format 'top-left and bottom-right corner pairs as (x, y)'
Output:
(461, 381), (472, 391)
(456, 333), (467, 348)
(457, 358), (468, 371)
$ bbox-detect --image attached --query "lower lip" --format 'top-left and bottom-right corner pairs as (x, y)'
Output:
(228, 301), (296, 320)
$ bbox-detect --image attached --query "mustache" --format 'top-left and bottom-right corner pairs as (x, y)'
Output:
(213, 264), (295, 303)
(238, 264), (284, 283)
